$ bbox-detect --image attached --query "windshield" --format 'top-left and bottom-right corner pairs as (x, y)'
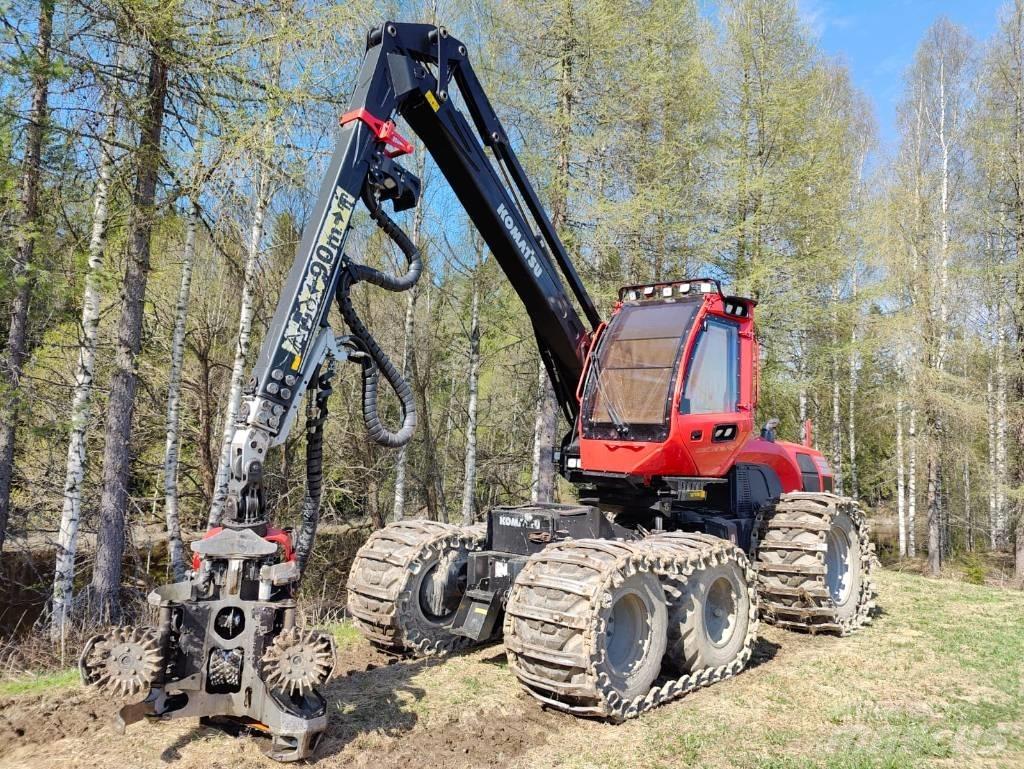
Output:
(582, 300), (700, 442)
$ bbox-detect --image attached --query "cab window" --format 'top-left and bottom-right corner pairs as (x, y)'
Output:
(681, 318), (739, 414)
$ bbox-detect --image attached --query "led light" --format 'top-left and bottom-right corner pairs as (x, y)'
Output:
(701, 281), (713, 293)
(627, 290), (638, 301)
(679, 283), (691, 294)
(567, 457), (580, 469)
(662, 286), (673, 297)
(643, 286), (655, 296)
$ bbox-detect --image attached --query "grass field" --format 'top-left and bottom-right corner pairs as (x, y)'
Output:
(0, 568), (1021, 769)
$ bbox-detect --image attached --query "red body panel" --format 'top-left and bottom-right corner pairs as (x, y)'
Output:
(577, 283), (833, 493)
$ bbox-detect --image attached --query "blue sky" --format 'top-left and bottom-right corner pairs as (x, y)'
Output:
(799, 0), (1004, 147)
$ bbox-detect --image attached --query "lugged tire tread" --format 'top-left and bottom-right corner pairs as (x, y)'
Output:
(346, 520), (485, 656)
(755, 492), (876, 636)
(503, 532), (758, 719)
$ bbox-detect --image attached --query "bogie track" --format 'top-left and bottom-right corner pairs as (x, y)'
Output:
(503, 532), (758, 719)
(347, 520), (485, 655)
(755, 492), (876, 635)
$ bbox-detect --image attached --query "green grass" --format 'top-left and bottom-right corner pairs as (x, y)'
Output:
(328, 619), (363, 650)
(0, 668), (78, 697)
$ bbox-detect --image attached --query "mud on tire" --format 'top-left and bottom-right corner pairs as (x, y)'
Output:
(346, 520), (485, 655)
(755, 492), (876, 635)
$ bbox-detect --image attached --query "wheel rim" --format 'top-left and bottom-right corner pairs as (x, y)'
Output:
(703, 576), (739, 648)
(826, 521), (853, 606)
(605, 592), (653, 676)
(418, 558), (467, 622)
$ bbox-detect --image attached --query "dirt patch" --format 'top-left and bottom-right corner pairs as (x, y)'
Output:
(0, 686), (116, 757)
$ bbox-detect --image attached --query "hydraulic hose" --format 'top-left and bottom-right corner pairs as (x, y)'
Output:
(336, 182), (421, 449)
(294, 362), (332, 577)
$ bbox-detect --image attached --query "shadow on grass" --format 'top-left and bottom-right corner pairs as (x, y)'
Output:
(312, 656), (431, 761)
(749, 637), (782, 670)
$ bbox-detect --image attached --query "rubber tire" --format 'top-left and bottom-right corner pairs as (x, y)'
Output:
(346, 521), (482, 655)
(665, 560), (751, 673)
(595, 571), (668, 701)
(827, 511), (862, 623)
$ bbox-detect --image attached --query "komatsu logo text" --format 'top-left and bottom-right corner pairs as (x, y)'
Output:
(497, 202), (543, 279)
(497, 514), (543, 530)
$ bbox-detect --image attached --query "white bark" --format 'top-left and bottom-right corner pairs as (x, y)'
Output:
(936, 58), (951, 372)
(847, 270), (859, 499)
(988, 370), (998, 550)
(908, 405), (918, 557)
(460, 284), (480, 526)
(163, 201), (199, 580)
(391, 150), (425, 522)
(51, 78), (117, 641)
(391, 288), (417, 522)
(209, 150), (272, 525)
(798, 387), (808, 444)
(530, 364), (557, 503)
(896, 397), (907, 558)
(831, 372), (843, 495)
(995, 302), (1009, 548)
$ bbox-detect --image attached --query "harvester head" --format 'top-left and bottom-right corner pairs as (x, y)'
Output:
(79, 526), (335, 762)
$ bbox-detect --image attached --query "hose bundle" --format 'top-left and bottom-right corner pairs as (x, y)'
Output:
(335, 182), (422, 449)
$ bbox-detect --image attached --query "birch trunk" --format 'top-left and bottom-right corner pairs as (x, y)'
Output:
(908, 406), (918, 557)
(391, 288), (417, 522)
(460, 285), (480, 526)
(90, 44), (168, 621)
(531, 0), (573, 504)
(995, 303), (1009, 548)
(988, 371), (997, 550)
(51, 74), (116, 640)
(831, 376), (842, 494)
(927, 446), (941, 576)
(208, 147), (272, 526)
(896, 397), (907, 558)
(798, 386), (807, 443)
(829, 286), (841, 492)
(163, 201), (199, 580)
(847, 271), (859, 499)
(936, 59), (950, 372)
(0, 0), (53, 550)
(531, 369), (557, 503)
(391, 150), (425, 522)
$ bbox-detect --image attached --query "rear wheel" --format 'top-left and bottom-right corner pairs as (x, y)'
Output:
(665, 559), (751, 673)
(503, 534), (756, 719)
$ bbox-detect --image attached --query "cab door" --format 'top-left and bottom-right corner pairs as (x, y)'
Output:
(676, 315), (752, 476)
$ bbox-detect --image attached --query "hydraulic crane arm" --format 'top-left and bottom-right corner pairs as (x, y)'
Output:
(221, 22), (600, 532)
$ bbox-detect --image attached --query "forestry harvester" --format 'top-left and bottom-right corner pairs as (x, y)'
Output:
(80, 22), (875, 760)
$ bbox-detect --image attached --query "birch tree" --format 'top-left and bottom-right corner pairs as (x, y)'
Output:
(51, 49), (120, 639)
(460, 279), (481, 525)
(163, 200), (200, 579)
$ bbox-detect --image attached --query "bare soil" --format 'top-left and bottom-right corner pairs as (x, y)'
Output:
(0, 570), (1021, 769)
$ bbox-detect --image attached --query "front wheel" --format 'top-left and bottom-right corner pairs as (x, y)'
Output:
(346, 520), (484, 655)
(755, 493), (875, 635)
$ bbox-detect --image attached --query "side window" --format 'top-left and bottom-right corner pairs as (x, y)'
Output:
(681, 318), (739, 414)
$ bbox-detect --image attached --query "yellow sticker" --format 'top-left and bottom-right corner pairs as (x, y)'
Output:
(291, 355), (302, 371)
(474, 606), (488, 615)
(425, 90), (440, 112)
